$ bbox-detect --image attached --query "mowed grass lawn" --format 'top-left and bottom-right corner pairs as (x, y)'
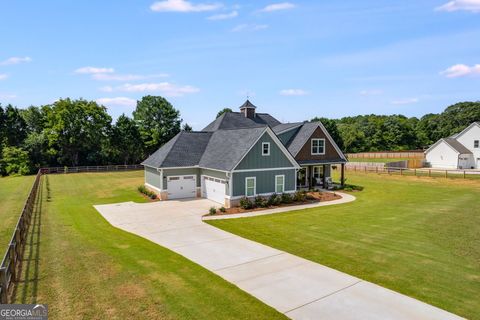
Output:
(208, 172), (480, 319)
(0, 175), (35, 249)
(14, 171), (286, 320)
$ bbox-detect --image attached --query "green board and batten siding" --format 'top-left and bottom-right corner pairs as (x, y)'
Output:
(232, 169), (296, 197)
(232, 132), (297, 197)
(145, 166), (161, 190)
(235, 133), (293, 170)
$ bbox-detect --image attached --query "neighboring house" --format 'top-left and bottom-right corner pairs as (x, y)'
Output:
(425, 122), (480, 169)
(142, 100), (347, 207)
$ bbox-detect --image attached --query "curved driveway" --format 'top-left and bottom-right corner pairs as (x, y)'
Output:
(95, 198), (463, 320)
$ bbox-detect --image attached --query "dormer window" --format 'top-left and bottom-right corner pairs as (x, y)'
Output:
(475, 140), (479, 148)
(311, 139), (325, 155)
(262, 142), (270, 156)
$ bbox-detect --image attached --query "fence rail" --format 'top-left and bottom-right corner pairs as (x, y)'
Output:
(346, 151), (425, 159)
(342, 164), (480, 179)
(0, 170), (42, 304)
(0, 163), (144, 303)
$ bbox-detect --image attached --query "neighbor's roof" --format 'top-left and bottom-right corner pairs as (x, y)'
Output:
(142, 127), (268, 171)
(443, 138), (472, 154)
(202, 112), (281, 131)
(199, 127), (267, 171)
(142, 131), (212, 168)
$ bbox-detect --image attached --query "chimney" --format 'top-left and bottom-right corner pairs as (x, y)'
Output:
(239, 99), (257, 119)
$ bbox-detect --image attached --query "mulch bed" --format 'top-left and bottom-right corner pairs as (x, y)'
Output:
(208, 191), (342, 216)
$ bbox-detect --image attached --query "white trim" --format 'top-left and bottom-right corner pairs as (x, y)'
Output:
(245, 176), (256, 197)
(275, 174), (285, 193)
(426, 139), (460, 155)
(231, 127), (300, 171)
(145, 183), (162, 193)
(200, 167), (230, 173)
(160, 169), (163, 190)
(141, 164), (158, 169)
(316, 121), (347, 160)
(226, 190), (296, 200)
(262, 142), (270, 156)
(311, 138), (326, 155)
(233, 167), (297, 173)
(454, 122), (480, 140)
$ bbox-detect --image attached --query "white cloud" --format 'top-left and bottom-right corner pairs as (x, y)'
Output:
(96, 97), (137, 107)
(207, 10), (238, 20)
(391, 98), (419, 105)
(0, 93), (16, 99)
(440, 63), (480, 77)
(259, 2), (296, 12)
(436, 0), (480, 12)
(232, 24), (268, 32)
(0, 56), (32, 66)
(109, 82), (200, 97)
(360, 89), (383, 96)
(0, 74), (8, 80)
(279, 89), (308, 96)
(150, 0), (222, 12)
(92, 73), (169, 81)
(75, 66), (114, 74)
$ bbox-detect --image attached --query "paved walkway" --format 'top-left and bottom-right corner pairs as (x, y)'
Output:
(203, 192), (355, 220)
(95, 198), (463, 320)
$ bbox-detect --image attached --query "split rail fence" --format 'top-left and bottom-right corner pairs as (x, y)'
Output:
(343, 165), (480, 179)
(0, 164), (143, 303)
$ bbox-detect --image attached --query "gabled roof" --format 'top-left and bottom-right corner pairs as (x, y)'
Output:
(272, 122), (304, 134)
(141, 131), (213, 168)
(239, 99), (257, 109)
(202, 112), (281, 131)
(199, 127), (268, 171)
(454, 122), (480, 139)
(443, 138), (472, 154)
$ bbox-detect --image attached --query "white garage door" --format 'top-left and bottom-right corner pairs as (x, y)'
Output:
(203, 176), (226, 204)
(167, 175), (196, 199)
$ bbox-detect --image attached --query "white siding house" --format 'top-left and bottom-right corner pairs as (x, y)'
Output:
(425, 122), (480, 169)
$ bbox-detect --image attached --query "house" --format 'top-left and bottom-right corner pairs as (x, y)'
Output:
(425, 122), (480, 169)
(142, 100), (347, 207)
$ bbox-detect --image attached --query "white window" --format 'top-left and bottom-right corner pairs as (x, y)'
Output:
(262, 142), (270, 156)
(475, 140), (479, 148)
(313, 166), (323, 179)
(311, 139), (325, 155)
(275, 175), (285, 193)
(245, 177), (256, 197)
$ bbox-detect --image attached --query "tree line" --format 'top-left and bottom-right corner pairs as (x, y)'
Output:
(1, 97), (478, 176)
(0, 95), (191, 176)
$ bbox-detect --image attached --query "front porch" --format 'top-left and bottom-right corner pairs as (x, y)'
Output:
(297, 163), (345, 189)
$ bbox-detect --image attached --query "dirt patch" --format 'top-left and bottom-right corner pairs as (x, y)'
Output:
(115, 283), (146, 299)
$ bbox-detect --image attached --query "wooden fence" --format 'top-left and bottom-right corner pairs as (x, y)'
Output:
(0, 170), (42, 304)
(346, 151), (425, 159)
(342, 164), (480, 179)
(0, 164), (144, 303)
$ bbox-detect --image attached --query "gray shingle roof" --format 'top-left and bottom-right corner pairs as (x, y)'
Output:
(199, 127), (266, 171)
(272, 122), (304, 134)
(443, 138), (472, 154)
(202, 112), (281, 131)
(287, 122), (319, 156)
(141, 131), (213, 168)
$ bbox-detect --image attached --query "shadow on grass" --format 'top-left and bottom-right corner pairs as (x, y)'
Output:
(12, 175), (49, 303)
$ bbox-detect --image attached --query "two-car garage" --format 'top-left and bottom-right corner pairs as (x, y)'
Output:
(165, 173), (226, 205)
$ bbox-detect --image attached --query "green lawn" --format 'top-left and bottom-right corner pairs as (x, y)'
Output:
(347, 157), (411, 163)
(14, 171), (286, 319)
(0, 175), (35, 250)
(208, 172), (480, 319)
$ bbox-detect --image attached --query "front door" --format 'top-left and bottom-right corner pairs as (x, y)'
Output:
(312, 166), (324, 187)
(297, 167), (307, 187)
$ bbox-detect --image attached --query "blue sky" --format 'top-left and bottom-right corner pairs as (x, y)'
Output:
(1, 0), (480, 129)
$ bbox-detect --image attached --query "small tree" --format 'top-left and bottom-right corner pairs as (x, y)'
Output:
(1, 146), (30, 176)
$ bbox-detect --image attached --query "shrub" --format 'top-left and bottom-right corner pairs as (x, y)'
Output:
(267, 193), (281, 206)
(254, 196), (268, 208)
(281, 193), (293, 204)
(239, 197), (254, 210)
(138, 185), (157, 200)
(219, 206), (226, 213)
(209, 207), (217, 215)
(293, 190), (307, 202)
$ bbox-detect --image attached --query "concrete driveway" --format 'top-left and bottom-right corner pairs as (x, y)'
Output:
(95, 199), (463, 320)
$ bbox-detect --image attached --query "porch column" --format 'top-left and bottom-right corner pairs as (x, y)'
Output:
(322, 164), (327, 187)
(341, 163), (345, 186)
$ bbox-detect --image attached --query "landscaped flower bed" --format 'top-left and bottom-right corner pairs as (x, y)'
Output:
(207, 191), (342, 216)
